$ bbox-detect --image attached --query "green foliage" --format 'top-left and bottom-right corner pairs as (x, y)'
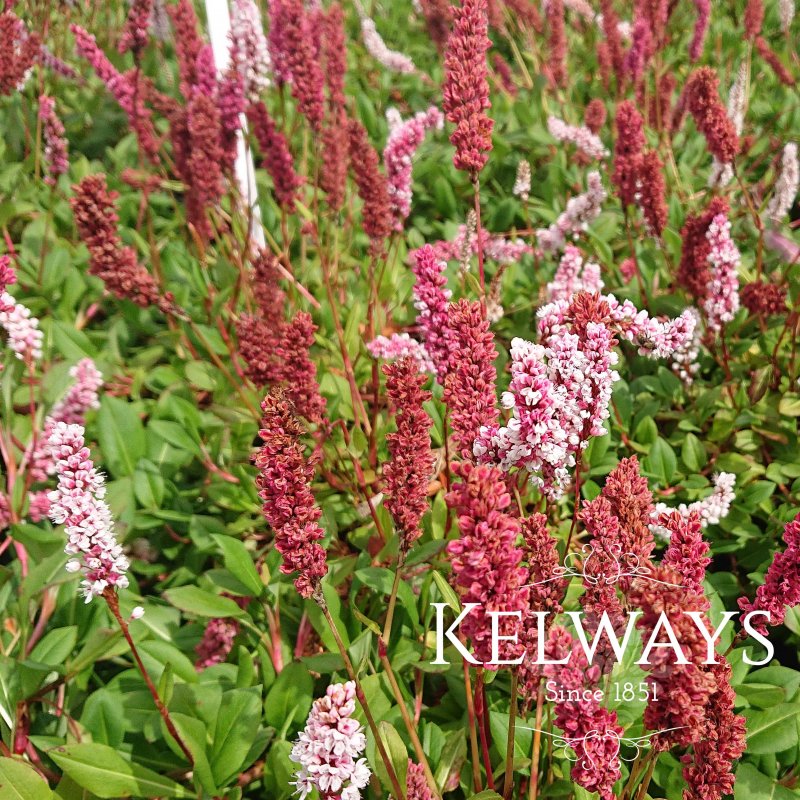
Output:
(1, 0), (800, 799)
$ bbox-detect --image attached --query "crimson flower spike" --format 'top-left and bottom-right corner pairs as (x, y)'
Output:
(442, 0), (494, 181)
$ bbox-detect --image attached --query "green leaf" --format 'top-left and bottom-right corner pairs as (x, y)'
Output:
(184, 361), (217, 391)
(166, 713), (217, 794)
(374, 722), (408, 795)
(644, 438), (677, 486)
(236, 646), (256, 688)
(81, 689), (125, 748)
(148, 420), (202, 458)
(489, 711), (531, 760)
(209, 687), (263, 786)
(264, 663), (312, 730)
(681, 433), (706, 473)
(747, 666), (800, 701)
(263, 740), (293, 800)
(740, 481), (776, 509)
(488, 198), (516, 229)
(634, 416), (658, 446)
(433, 176), (457, 217)
(67, 627), (126, 675)
(163, 586), (247, 618)
(736, 683), (786, 709)
(212, 535), (263, 597)
(431, 570), (461, 612)
(351, 601), (382, 636)
(778, 393), (800, 416)
(467, 793), (504, 800)
(96, 397), (146, 478)
(743, 703), (800, 753)
(133, 461), (165, 509)
(48, 744), (190, 798)
(158, 662), (175, 706)
(28, 627), (77, 666)
(735, 762), (799, 800)
(137, 641), (198, 684)
(612, 380), (632, 428)
(353, 568), (418, 626)
(433, 730), (466, 792)
(403, 540), (447, 568)
(0, 758), (54, 800)
(50, 322), (97, 361)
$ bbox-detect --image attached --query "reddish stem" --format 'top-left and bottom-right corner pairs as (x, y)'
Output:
(475, 669), (495, 790)
(472, 178), (487, 308)
(104, 589), (195, 766)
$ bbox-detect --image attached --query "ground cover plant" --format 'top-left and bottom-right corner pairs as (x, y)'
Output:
(1, 0), (800, 799)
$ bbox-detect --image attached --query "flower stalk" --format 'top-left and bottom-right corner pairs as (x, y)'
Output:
(318, 598), (406, 800)
(103, 589), (194, 766)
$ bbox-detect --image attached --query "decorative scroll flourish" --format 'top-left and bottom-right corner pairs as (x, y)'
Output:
(524, 543), (683, 589)
(517, 726), (689, 770)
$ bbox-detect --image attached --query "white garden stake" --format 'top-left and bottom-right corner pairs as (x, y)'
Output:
(203, 0), (265, 249)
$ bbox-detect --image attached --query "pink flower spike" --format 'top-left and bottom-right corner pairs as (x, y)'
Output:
(411, 245), (456, 382)
(669, 307), (702, 384)
(686, 67), (740, 164)
(738, 512), (800, 633)
(52, 359), (103, 425)
(274, 311), (327, 425)
(623, 16), (651, 82)
(444, 299), (499, 462)
(612, 100), (645, 207)
(281, 0), (325, 130)
(661, 510), (710, 594)
(0, 291), (43, 362)
(703, 213), (741, 332)
(446, 461), (529, 666)
(513, 160), (531, 200)
(118, 0), (153, 56)
(27, 490), (51, 523)
(653, 472), (736, 540)
(681, 660), (746, 800)
(247, 101), (303, 211)
(542, 626), (623, 798)
(382, 358), (435, 552)
(547, 115), (609, 160)
(766, 143), (799, 224)
(290, 681), (371, 800)
(230, 0), (271, 103)
(476, 293), (694, 497)
(47, 422), (129, 602)
(357, 5), (416, 74)
(0, 255), (16, 312)
(71, 24), (159, 160)
(196, 616), (240, 669)
(39, 95), (69, 186)
(546, 0), (567, 87)
(442, 0), (494, 177)
(383, 106), (443, 231)
(367, 333), (434, 374)
(536, 171), (607, 253)
(546, 245), (603, 302)
(628, 567), (718, 750)
(253, 390), (328, 598)
(266, 0), (292, 84)
(689, 0), (710, 60)
(30, 359), (104, 482)
(406, 760), (433, 800)
(0, 494), (9, 532)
